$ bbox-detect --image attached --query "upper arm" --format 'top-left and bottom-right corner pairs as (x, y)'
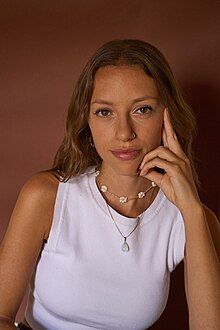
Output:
(0, 171), (59, 321)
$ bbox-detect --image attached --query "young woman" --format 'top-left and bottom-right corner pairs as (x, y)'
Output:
(0, 39), (219, 330)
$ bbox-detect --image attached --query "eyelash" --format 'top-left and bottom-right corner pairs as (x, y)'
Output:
(94, 106), (153, 117)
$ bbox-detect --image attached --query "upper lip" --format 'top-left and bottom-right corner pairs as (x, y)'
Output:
(111, 148), (141, 153)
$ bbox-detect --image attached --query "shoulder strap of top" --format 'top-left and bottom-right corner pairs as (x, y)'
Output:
(43, 180), (70, 253)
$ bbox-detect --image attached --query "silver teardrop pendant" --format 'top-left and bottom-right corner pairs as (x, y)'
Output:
(121, 238), (130, 252)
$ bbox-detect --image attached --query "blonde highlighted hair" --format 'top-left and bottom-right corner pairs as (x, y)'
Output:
(51, 39), (199, 186)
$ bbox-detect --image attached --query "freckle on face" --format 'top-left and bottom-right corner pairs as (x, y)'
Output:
(88, 65), (164, 175)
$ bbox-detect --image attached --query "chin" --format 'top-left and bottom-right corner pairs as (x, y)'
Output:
(111, 161), (140, 177)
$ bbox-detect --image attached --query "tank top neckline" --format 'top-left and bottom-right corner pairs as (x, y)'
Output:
(86, 166), (166, 227)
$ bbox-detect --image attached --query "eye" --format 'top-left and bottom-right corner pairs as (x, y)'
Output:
(94, 109), (111, 117)
(135, 106), (153, 115)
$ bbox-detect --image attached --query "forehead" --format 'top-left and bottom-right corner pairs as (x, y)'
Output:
(91, 65), (159, 99)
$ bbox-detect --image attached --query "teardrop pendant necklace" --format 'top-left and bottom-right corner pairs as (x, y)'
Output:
(105, 202), (143, 252)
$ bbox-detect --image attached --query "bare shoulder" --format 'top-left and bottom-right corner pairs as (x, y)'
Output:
(2, 170), (60, 246)
(202, 204), (220, 259)
(21, 170), (59, 198)
(18, 170), (60, 239)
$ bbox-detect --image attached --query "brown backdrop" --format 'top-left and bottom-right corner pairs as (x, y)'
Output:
(0, 1), (219, 328)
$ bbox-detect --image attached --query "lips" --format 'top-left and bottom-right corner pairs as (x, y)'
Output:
(111, 149), (141, 160)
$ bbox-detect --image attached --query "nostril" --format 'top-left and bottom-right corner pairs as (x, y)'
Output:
(115, 126), (135, 141)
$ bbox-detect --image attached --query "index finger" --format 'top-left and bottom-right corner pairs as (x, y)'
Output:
(164, 108), (186, 158)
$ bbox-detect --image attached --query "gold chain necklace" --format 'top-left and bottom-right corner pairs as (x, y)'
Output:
(105, 202), (143, 252)
(95, 170), (156, 204)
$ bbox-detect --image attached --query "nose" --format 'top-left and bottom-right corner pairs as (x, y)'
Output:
(115, 115), (136, 142)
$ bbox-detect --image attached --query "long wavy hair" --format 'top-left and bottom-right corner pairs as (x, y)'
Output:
(50, 39), (199, 186)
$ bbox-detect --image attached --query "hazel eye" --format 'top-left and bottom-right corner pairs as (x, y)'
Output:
(135, 106), (153, 114)
(94, 109), (111, 117)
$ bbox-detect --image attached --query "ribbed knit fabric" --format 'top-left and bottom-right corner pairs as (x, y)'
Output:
(25, 166), (185, 330)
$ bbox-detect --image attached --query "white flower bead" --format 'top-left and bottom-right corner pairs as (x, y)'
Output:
(101, 185), (108, 192)
(119, 196), (128, 203)
(138, 191), (145, 198)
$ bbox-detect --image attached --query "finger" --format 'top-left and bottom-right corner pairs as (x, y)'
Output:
(162, 126), (168, 148)
(142, 169), (163, 188)
(140, 157), (181, 177)
(139, 146), (188, 173)
(164, 108), (175, 138)
(164, 108), (186, 158)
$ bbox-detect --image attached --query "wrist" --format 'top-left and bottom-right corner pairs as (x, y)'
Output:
(180, 200), (204, 220)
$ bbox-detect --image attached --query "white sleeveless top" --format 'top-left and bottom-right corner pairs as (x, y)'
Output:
(25, 166), (185, 330)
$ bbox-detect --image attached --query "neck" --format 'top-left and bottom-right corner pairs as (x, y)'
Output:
(95, 163), (158, 218)
(97, 163), (152, 197)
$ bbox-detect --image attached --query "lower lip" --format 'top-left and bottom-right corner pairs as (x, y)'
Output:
(111, 150), (141, 160)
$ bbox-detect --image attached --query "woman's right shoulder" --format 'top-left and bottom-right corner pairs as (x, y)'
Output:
(1, 171), (60, 252)
(21, 170), (60, 196)
(18, 171), (60, 240)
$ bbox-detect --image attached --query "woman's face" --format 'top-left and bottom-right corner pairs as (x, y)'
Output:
(88, 65), (164, 176)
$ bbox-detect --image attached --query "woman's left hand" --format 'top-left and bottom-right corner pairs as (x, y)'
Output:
(139, 108), (201, 215)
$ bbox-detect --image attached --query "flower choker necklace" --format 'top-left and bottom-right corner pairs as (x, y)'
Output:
(95, 169), (156, 204)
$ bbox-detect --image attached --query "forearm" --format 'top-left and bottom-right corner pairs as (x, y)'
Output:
(183, 205), (220, 329)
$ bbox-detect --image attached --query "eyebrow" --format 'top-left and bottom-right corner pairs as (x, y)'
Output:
(91, 96), (158, 105)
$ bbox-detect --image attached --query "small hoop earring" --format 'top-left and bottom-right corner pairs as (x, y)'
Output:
(132, 132), (136, 139)
(89, 136), (95, 147)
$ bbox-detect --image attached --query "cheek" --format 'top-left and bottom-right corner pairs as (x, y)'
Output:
(141, 119), (163, 148)
(89, 119), (111, 141)
(88, 122), (110, 154)
(152, 121), (163, 141)
(90, 125), (109, 142)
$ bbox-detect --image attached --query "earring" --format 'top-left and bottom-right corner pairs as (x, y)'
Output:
(89, 136), (95, 147)
(132, 132), (136, 139)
